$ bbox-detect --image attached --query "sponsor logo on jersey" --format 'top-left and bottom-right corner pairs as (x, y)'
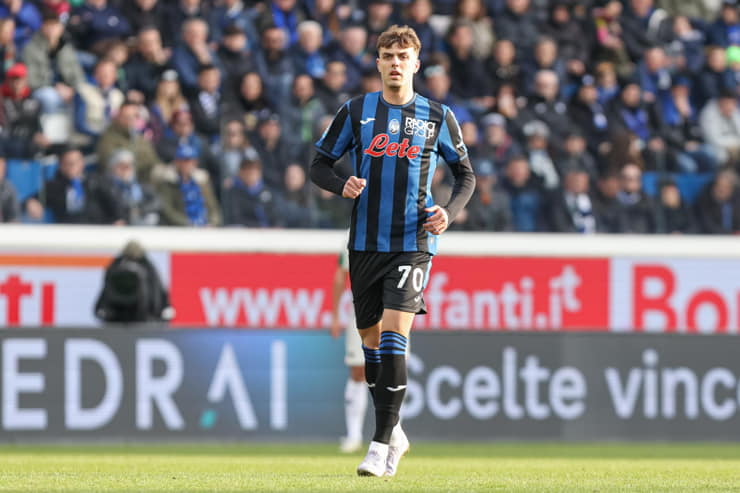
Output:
(404, 117), (436, 138)
(363, 133), (421, 159)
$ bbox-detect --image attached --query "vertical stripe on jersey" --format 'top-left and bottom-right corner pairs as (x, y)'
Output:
(377, 105), (402, 251)
(416, 100), (445, 253)
(347, 98), (364, 250)
(353, 92), (379, 251)
(363, 98), (389, 251)
(316, 103), (350, 158)
(401, 99), (425, 251)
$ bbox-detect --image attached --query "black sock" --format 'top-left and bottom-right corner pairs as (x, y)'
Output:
(372, 331), (408, 444)
(362, 345), (380, 403)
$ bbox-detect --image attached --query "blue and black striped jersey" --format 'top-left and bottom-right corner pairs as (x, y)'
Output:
(315, 91), (470, 255)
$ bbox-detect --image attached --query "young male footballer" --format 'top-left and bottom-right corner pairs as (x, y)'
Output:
(311, 24), (475, 477)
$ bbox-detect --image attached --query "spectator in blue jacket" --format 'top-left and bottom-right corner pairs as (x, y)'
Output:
(209, 0), (259, 49)
(500, 154), (544, 232)
(67, 0), (130, 53)
(328, 24), (373, 94)
(0, 0), (40, 51)
(670, 15), (705, 75)
(693, 45), (736, 107)
(706, 0), (740, 48)
(171, 18), (221, 92)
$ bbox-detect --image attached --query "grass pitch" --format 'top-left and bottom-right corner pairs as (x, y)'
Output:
(1, 442), (740, 492)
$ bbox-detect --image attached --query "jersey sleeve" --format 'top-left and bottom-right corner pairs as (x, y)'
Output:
(437, 107), (468, 164)
(315, 102), (354, 160)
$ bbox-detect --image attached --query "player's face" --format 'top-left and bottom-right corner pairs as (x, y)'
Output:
(376, 44), (420, 90)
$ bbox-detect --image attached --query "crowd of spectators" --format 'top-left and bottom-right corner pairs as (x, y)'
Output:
(0, 0), (738, 233)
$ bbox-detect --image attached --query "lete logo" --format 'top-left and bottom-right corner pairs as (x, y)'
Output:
(364, 134), (421, 159)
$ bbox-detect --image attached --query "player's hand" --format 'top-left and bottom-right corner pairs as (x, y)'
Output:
(330, 317), (342, 339)
(342, 176), (366, 199)
(424, 205), (449, 235)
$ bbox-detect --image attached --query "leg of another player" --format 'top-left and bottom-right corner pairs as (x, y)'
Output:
(341, 365), (367, 453)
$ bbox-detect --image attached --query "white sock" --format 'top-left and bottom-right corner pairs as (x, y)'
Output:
(345, 378), (367, 441)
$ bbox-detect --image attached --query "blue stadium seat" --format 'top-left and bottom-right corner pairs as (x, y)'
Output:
(642, 172), (714, 205)
(6, 159), (43, 202)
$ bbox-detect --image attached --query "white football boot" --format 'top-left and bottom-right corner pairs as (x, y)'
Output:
(356, 441), (389, 477)
(385, 425), (410, 477)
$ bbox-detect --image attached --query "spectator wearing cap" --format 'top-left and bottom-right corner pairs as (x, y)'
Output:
(155, 143), (221, 226)
(546, 165), (597, 233)
(477, 112), (522, 172)
(124, 27), (171, 103)
(146, 70), (188, 143)
(223, 153), (283, 227)
(290, 20), (327, 79)
(22, 10), (85, 114)
(495, 0), (540, 56)
(558, 131), (599, 180)
(523, 119), (560, 189)
(315, 59), (350, 112)
(74, 59), (124, 144)
(568, 74), (610, 156)
(0, 155), (20, 222)
(446, 20), (494, 113)
(105, 148), (161, 225)
(401, 0), (442, 65)
(591, 170), (621, 232)
(542, 1), (590, 81)
(218, 24), (254, 102)
(255, 25), (296, 108)
(45, 147), (124, 224)
(67, 0), (130, 54)
(662, 77), (719, 172)
(0, 0), (41, 51)
(464, 159), (512, 231)
(707, 0), (740, 48)
(97, 101), (162, 184)
(253, 112), (306, 189)
(187, 64), (222, 143)
(328, 24), (374, 94)
(699, 88), (740, 165)
(694, 45), (736, 107)
(257, 0), (306, 47)
(121, 0), (167, 39)
(615, 163), (655, 234)
(155, 109), (217, 179)
(694, 168), (740, 234)
(209, 0), (259, 49)
(520, 70), (573, 146)
(171, 18), (221, 92)
(500, 154), (545, 232)
(279, 73), (327, 149)
(607, 81), (669, 171)
(485, 39), (522, 92)
(621, 0), (673, 61)
(654, 178), (696, 234)
(0, 62), (49, 159)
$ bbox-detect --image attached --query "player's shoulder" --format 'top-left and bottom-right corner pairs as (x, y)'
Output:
(415, 94), (448, 121)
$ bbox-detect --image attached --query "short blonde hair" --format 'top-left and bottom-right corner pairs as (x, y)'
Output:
(376, 24), (421, 55)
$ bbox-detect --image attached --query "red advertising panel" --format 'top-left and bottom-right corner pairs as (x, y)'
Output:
(171, 253), (610, 331)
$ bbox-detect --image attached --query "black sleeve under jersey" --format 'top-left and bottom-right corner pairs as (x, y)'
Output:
(310, 152), (346, 196)
(438, 108), (476, 223)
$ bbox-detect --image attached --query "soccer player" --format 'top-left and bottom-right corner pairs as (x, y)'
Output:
(331, 248), (367, 454)
(311, 25), (475, 477)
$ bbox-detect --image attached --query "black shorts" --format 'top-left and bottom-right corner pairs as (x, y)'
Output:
(349, 250), (431, 330)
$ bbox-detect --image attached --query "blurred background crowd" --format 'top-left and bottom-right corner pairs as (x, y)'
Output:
(0, 0), (738, 234)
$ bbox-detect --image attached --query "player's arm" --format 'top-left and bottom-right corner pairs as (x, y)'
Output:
(330, 262), (348, 338)
(425, 109), (476, 234)
(311, 101), (366, 199)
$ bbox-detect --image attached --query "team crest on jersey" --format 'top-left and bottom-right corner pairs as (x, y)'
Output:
(388, 118), (400, 134)
(404, 117), (436, 138)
